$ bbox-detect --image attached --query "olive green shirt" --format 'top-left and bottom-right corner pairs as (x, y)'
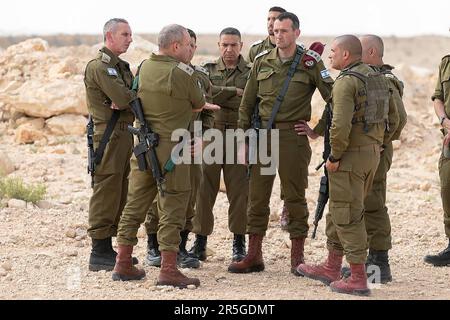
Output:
(379, 64), (407, 141)
(239, 46), (334, 130)
(190, 65), (214, 132)
(203, 55), (252, 125)
(432, 55), (450, 117)
(247, 37), (276, 63)
(84, 47), (135, 130)
(330, 62), (386, 160)
(138, 53), (205, 138)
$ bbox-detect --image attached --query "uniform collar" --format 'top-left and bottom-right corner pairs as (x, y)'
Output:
(381, 64), (395, 71)
(264, 36), (276, 49)
(150, 52), (179, 63)
(217, 55), (247, 72)
(99, 47), (120, 66)
(266, 45), (303, 62)
(341, 60), (363, 72)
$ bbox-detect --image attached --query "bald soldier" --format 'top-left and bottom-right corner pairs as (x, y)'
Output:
(229, 12), (333, 276)
(112, 24), (211, 288)
(424, 48), (450, 267)
(297, 35), (398, 296)
(144, 28), (215, 269)
(84, 18), (138, 272)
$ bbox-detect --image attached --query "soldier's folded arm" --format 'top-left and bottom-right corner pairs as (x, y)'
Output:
(93, 65), (136, 109)
(329, 79), (355, 160)
(211, 85), (238, 103)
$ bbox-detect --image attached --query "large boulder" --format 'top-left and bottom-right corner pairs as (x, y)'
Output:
(0, 152), (15, 176)
(46, 114), (87, 136)
(14, 118), (46, 144)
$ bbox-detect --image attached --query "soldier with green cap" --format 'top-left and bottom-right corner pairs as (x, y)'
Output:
(297, 35), (398, 297)
(229, 12), (333, 276)
(84, 18), (138, 272)
(424, 46), (450, 267)
(188, 27), (251, 264)
(144, 28), (216, 270)
(112, 24), (211, 288)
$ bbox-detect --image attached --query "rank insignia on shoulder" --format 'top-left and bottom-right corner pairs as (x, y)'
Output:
(177, 62), (194, 76)
(107, 68), (118, 76)
(255, 49), (270, 60)
(101, 53), (111, 64)
(320, 69), (331, 79)
(251, 39), (264, 47)
(194, 65), (209, 76)
(384, 73), (395, 79)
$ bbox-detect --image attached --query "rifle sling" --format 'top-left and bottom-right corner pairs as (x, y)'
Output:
(94, 110), (120, 165)
(266, 47), (304, 130)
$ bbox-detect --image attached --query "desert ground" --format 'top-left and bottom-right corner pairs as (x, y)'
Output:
(0, 34), (449, 300)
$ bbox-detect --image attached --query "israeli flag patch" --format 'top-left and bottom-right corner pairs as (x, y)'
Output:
(107, 68), (118, 76)
(321, 69), (331, 79)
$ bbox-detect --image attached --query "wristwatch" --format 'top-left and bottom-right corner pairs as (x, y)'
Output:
(440, 116), (447, 126)
(328, 155), (341, 163)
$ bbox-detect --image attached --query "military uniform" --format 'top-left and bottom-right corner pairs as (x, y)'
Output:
(325, 62), (389, 264)
(364, 64), (406, 251)
(431, 55), (450, 240)
(116, 53), (205, 252)
(192, 55), (251, 237)
(84, 47), (135, 240)
(145, 65), (214, 234)
(238, 46), (333, 238)
(247, 37), (276, 63)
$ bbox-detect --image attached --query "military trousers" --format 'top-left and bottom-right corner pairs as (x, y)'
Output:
(145, 163), (202, 234)
(247, 129), (311, 238)
(364, 141), (393, 251)
(326, 144), (380, 264)
(117, 140), (191, 252)
(439, 151), (450, 238)
(192, 129), (249, 236)
(88, 128), (133, 240)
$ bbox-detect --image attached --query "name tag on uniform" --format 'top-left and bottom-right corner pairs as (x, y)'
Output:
(321, 69), (331, 79)
(107, 68), (118, 77)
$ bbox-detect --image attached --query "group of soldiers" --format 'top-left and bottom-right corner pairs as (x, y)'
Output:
(83, 7), (450, 297)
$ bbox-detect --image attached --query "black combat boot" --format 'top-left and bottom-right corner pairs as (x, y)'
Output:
(177, 230), (200, 269)
(145, 233), (161, 267)
(232, 234), (246, 262)
(89, 238), (139, 272)
(341, 250), (392, 284)
(424, 240), (450, 267)
(188, 234), (207, 261)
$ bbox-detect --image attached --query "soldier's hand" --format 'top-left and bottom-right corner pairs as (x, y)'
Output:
(203, 103), (221, 111)
(444, 119), (450, 132)
(110, 103), (120, 110)
(444, 133), (450, 147)
(326, 159), (340, 173)
(190, 137), (203, 158)
(295, 121), (319, 139)
(236, 88), (244, 97)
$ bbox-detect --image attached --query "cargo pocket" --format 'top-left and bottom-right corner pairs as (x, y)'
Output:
(328, 161), (353, 203)
(330, 202), (351, 225)
(257, 70), (275, 95)
(93, 130), (121, 175)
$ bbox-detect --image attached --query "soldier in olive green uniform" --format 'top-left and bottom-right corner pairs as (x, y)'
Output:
(112, 25), (206, 288)
(84, 18), (137, 272)
(229, 13), (333, 276)
(189, 28), (251, 263)
(144, 29), (215, 269)
(247, 6), (286, 63)
(297, 35), (397, 297)
(424, 52), (450, 267)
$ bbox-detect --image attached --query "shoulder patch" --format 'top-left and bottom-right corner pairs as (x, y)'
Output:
(177, 62), (194, 76)
(320, 69), (331, 79)
(251, 39), (264, 47)
(101, 53), (111, 64)
(384, 73), (395, 79)
(107, 67), (118, 77)
(201, 60), (216, 67)
(254, 49), (270, 61)
(194, 65), (209, 76)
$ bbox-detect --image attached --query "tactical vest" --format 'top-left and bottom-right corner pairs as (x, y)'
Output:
(338, 69), (390, 132)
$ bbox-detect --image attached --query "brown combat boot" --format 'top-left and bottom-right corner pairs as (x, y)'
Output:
(291, 237), (306, 275)
(157, 251), (200, 289)
(228, 234), (265, 273)
(280, 205), (289, 231)
(296, 249), (343, 285)
(330, 263), (371, 296)
(112, 245), (146, 281)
